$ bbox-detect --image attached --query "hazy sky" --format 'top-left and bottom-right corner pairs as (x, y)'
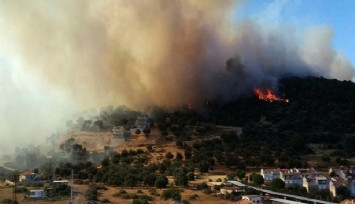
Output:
(237, 0), (355, 69)
(0, 0), (354, 155)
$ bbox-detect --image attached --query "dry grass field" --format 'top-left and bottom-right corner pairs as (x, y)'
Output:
(0, 186), (232, 204)
(99, 187), (231, 204)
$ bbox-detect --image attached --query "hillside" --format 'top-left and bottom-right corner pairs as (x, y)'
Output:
(3, 76), (354, 204)
(198, 76), (355, 167)
(58, 76), (355, 170)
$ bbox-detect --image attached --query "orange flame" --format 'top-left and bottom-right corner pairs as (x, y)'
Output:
(254, 88), (289, 103)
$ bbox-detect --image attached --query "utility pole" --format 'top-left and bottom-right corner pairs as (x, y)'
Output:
(70, 169), (73, 204)
(12, 173), (17, 203)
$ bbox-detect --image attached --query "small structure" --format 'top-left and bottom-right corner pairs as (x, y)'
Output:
(112, 126), (130, 138)
(135, 115), (150, 131)
(220, 186), (244, 194)
(52, 180), (70, 195)
(234, 195), (262, 204)
(26, 189), (46, 199)
(207, 181), (223, 191)
(19, 172), (36, 182)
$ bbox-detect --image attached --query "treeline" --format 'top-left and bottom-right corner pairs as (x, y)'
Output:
(55, 148), (196, 188)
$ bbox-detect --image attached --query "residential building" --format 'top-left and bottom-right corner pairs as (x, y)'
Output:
(19, 172), (36, 182)
(302, 175), (329, 191)
(261, 168), (282, 183)
(280, 169), (302, 187)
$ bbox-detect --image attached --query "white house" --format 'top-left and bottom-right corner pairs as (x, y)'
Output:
(260, 168), (282, 183)
(280, 169), (302, 187)
(19, 172), (36, 182)
(27, 189), (46, 199)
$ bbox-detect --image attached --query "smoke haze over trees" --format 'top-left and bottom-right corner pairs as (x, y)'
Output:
(0, 0), (354, 153)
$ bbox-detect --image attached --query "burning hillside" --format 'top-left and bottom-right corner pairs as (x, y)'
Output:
(254, 88), (289, 103)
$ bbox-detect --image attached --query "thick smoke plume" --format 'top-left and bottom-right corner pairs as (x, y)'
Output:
(0, 0), (353, 109)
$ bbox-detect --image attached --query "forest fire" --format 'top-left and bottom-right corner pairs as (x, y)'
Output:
(255, 88), (289, 103)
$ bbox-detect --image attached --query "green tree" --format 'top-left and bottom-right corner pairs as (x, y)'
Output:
(166, 152), (174, 159)
(143, 172), (157, 186)
(155, 176), (168, 188)
(226, 173), (237, 181)
(271, 178), (285, 190)
(85, 184), (99, 201)
(199, 160), (210, 173)
(336, 186), (350, 198)
(186, 172), (195, 181)
(93, 120), (104, 130)
(176, 152), (183, 161)
(143, 128), (150, 136)
(173, 167), (188, 186)
(236, 169), (246, 180)
(251, 173), (264, 186)
(184, 149), (192, 160)
(161, 189), (181, 201)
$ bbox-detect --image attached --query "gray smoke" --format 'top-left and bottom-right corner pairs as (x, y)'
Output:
(0, 0), (354, 154)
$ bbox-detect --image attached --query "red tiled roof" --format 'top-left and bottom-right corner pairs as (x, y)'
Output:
(20, 172), (34, 176)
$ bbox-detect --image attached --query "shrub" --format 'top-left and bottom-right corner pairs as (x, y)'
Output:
(148, 188), (157, 196)
(15, 186), (28, 193)
(112, 193), (121, 197)
(189, 194), (198, 200)
(138, 194), (154, 201)
(119, 189), (127, 194)
(137, 189), (144, 194)
(132, 199), (149, 204)
(100, 198), (111, 203)
(85, 184), (99, 201)
(97, 186), (108, 190)
(121, 194), (130, 199)
(203, 188), (212, 194)
(161, 189), (181, 201)
(1, 199), (13, 204)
